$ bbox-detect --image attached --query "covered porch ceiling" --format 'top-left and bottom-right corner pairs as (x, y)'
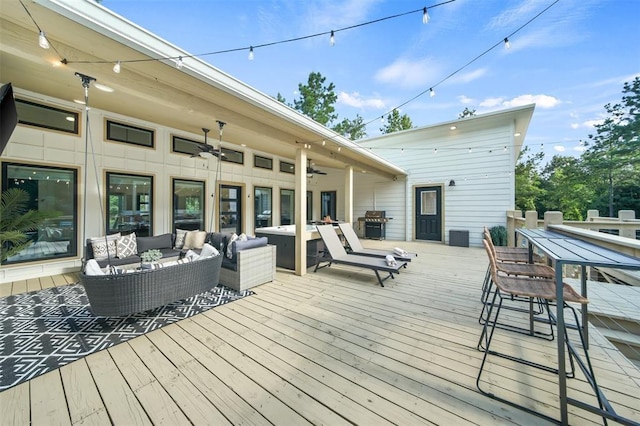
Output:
(0, 0), (406, 180)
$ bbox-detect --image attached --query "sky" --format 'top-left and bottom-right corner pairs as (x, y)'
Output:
(103, 0), (640, 163)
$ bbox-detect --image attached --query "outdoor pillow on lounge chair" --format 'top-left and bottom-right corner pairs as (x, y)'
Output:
(314, 224), (407, 287)
(337, 222), (416, 263)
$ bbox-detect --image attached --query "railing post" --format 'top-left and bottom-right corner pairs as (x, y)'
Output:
(619, 210), (636, 239)
(525, 210), (538, 229)
(544, 211), (563, 229)
(586, 210), (599, 231)
(507, 210), (521, 247)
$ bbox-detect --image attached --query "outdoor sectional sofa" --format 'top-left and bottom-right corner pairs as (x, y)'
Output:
(85, 231), (276, 292)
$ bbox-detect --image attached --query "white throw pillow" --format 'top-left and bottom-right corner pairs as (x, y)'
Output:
(174, 229), (189, 249)
(90, 233), (120, 261)
(226, 233), (238, 259)
(85, 259), (105, 276)
(198, 243), (219, 259)
(183, 230), (207, 249)
(116, 233), (137, 258)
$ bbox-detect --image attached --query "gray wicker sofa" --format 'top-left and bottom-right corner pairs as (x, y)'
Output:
(80, 254), (222, 316)
(85, 233), (181, 268)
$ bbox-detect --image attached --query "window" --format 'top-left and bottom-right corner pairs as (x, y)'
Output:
(280, 160), (295, 174)
(106, 120), (154, 147)
(220, 185), (242, 234)
(2, 162), (78, 265)
(254, 187), (272, 228)
(321, 191), (337, 220)
(221, 148), (244, 164)
(173, 179), (205, 231)
(106, 173), (153, 237)
(172, 135), (201, 156)
(307, 191), (313, 222)
(254, 155), (273, 170)
(15, 99), (79, 134)
(280, 189), (294, 225)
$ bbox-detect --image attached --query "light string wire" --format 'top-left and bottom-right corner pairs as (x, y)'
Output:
(60, 0), (456, 66)
(18, 0), (65, 60)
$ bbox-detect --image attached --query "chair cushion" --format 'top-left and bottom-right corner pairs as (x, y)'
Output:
(174, 229), (189, 249)
(230, 236), (268, 263)
(116, 233), (137, 258)
(90, 233), (120, 261)
(136, 233), (173, 253)
(209, 232), (230, 254)
(183, 230), (207, 249)
(84, 259), (105, 275)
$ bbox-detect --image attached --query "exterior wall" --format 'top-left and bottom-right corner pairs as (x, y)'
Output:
(1, 89), (299, 282)
(360, 121), (517, 247)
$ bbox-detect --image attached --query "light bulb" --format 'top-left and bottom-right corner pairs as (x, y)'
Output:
(330, 31), (335, 46)
(504, 38), (511, 49)
(113, 61), (121, 74)
(176, 56), (183, 69)
(429, 88), (435, 97)
(38, 31), (50, 49)
(248, 46), (254, 60)
(422, 7), (430, 24)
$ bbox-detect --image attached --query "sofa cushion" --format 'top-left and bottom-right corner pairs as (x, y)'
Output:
(85, 259), (105, 275)
(90, 233), (120, 261)
(230, 236), (268, 263)
(174, 229), (189, 249)
(198, 243), (219, 259)
(116, 233), (137, 258)
(209, 232), (231, 254)
(183, 230), (207, 249)
(136, 233), (173, 253)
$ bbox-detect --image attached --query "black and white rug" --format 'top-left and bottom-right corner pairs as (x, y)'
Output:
(0, 283), (253, 391)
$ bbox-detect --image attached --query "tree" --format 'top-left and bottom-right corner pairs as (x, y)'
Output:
(1, 188), (60, 262)
(458, 107), (476, 119)
(582, 76), (640, 216)
(539, 156), (594, 220)
(515, 146), (545, 212)
(333, 114), (367, 140)
(292, 72), (338, 126)
(380, 109), (413, 134)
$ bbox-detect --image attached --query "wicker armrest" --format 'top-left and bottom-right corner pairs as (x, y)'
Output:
(219, 244), (276, 292)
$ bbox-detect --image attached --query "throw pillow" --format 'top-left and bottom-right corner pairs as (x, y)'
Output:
(84, 259), (105, 276)
(116, 233), (137, 258)
(226, 233), (238, 259)
(199, 243), (219, 259)
(183, 230), (207, 249)
(90, 233), (120, 261)
(174, 229), (189, 249)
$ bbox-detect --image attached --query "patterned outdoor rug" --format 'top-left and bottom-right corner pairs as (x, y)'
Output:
(0, 283), (253, 391)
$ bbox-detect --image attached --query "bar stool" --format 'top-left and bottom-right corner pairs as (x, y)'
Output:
(477, 240), (605, 423)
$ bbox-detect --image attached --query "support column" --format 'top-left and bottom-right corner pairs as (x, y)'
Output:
(344, 166), (354, 226)
(295, 149), (307, 276)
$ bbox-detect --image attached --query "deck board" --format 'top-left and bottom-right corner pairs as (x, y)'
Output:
(2, 242), (639, 425)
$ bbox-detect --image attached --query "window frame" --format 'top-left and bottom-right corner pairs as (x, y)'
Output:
(279, 160), (295, 174)
(105, 119), (155, 148)
(221, 147), (244, 165)
(105, 172), (154, 237)
(15, 98), (79, 134)
(254, 155), (273, 170)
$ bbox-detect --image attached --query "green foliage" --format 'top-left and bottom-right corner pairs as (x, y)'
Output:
(515, 77), (639, 218)
(333, 114), (367, 140)
(489, 225), (507, 246)
(140, 249), (163, 263)
(292, 72), (338, 126)
(380, 109), (413, 134)
(1, 188), (61, 262)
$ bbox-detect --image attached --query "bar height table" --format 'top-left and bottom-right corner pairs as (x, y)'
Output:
(517, 228), (640, 425)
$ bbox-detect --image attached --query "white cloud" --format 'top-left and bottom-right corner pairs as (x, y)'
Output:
(583, 119), (603, 128)
(457, 95), (474, 105)
(375, 57), (442, 89)
(449, 68), (488, 84)
(479, 97), (504, 108)
(554, 145), (566, 152)
(574, 145), (586, 152)
(337, 91), (386, 109)
(503, 94), (560, 108)
(570, 123), (580, 129)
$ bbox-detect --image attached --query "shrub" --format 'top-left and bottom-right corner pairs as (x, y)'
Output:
(489, 225), (507, 246)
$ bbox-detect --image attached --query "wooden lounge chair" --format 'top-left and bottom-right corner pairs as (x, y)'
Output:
(314, 224), (407, 287)
(337, 222), (416, 263)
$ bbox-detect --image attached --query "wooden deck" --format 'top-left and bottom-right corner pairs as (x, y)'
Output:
(1, 241), (640, 425)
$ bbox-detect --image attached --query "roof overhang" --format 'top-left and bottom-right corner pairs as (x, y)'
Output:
(0, 0), (406, 179)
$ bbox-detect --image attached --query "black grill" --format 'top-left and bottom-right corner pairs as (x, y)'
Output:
(357, 210), (388, 240)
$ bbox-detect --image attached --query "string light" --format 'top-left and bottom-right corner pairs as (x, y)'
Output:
(248, 46), (254, 60)
(330, 30), (335, 47)
(429, 88), (435, 97)
(176, 56), (183, 69)
(38, 30), (49, 49)
(504, 37), (511, 49)
(113, 61), (121, 74)
(422, 7), (430, 24)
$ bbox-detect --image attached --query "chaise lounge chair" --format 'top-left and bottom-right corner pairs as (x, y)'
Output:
(337, 222), (417, 263)
(314, 224), (407, 287)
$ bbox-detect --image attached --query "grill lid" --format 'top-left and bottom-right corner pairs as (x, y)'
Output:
(358, 210), (389, 222)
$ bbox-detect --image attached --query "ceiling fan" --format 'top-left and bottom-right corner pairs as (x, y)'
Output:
(306, 159), (327, 177)
(191, 123), (225, 158)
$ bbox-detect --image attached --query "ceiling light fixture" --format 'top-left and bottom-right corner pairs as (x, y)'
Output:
(38, 31), (50, 49)
(93, 83), (114, 93)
